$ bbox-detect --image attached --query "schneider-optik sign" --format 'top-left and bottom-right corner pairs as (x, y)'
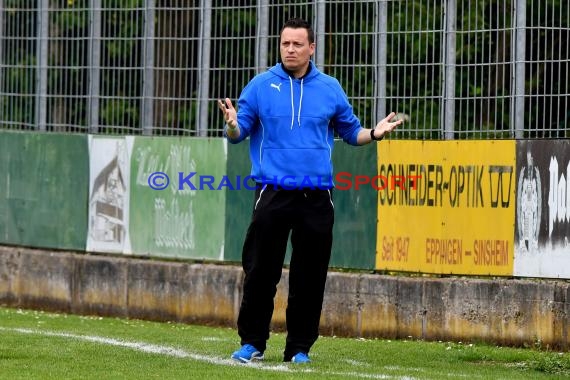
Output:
(378, 163), (514, 208)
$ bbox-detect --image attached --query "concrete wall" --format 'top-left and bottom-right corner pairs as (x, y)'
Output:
(0, 246), (568, 349)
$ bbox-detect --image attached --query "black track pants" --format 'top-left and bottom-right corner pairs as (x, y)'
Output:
(237, 185), (334, 360)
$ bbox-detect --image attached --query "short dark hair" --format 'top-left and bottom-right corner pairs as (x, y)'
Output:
(280, 18), (314, 44)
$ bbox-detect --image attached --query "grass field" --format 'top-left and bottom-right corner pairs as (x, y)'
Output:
(0, 306), (569, 379)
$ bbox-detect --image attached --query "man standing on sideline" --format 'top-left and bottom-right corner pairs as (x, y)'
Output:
(218, 18), (402, 364)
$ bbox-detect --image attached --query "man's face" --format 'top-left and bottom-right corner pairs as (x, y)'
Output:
(280, 27), (315, 76)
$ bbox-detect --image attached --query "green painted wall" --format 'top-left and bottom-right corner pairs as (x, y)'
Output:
(223, 141), (251, 263)
(0, 131), (376, 269)
(330, 142), (377, 269)
(0, 131), (88, 250)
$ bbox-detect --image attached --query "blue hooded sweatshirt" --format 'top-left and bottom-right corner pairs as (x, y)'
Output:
(226, 61), (363, 189)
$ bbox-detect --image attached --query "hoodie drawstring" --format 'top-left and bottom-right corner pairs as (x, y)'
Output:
(297, 78), (303, 127)
(289, 77), (295, 129)
(288, 76), (303, 129)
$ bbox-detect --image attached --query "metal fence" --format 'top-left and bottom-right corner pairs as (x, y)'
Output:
(0, 0), (568, 139)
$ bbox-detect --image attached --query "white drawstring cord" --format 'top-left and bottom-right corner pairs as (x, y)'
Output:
(297, 78), (303, 127)
(288, 76), (304, 129)
(289, 77), (294, 129)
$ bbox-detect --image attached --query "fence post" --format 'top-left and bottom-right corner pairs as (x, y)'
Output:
(142, 0), (155, 136)
(256, 0), (269, 73)
(512, 0), (526, 139)
(375, 0), (387, 121)
(196, 0), (212, 137)
(441, 0), (456, 139)
(88, 0), (102, 134)
(314, 0), (326, 70)
(35, 1), (48, 131)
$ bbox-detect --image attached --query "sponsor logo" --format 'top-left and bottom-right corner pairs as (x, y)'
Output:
(516, 152), (541, 252)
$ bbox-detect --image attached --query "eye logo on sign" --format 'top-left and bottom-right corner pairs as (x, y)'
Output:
(517, 152), (542, 253)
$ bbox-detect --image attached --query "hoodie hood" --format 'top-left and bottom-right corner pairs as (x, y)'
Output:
(268, 60), (319, 81)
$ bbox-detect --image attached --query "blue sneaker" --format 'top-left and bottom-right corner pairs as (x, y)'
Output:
(231, 344), (264, 363)
(291, 352), (311, 363)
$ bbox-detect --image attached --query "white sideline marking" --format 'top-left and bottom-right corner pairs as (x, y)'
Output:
(0, 327), (415, 379)
(0, 327), (287, 370)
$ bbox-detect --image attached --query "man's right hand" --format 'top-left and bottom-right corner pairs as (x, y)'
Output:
(218, 98), (238, 130)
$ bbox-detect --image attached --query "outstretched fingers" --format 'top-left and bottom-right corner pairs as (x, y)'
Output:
(377, 112), (404, 134)
(217, 98), (229, 117)
(218, 98), (237, 129)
